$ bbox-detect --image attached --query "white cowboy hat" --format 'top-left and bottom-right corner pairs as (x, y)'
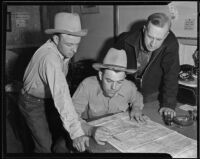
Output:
(93, 48), (137, 74)
(45, 12), (88, 36)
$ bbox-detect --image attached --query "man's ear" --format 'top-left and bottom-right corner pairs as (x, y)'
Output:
(124, 73), (127, 79)
(98, 71), (102, 80)
(52, 35), (59, 45)
(143, 25), (146, 33)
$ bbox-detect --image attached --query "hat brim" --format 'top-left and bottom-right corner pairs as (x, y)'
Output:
(92, 63), (137, 74)
(45, 29), (88, 37)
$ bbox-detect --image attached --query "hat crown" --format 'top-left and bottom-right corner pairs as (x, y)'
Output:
(103, 48), (127, 68)
(92, 48), (136, 74)
(54, 12), (82, 32)
(45, 12), (87, 36)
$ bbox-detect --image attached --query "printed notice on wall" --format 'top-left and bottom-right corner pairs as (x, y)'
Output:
(15, 12), (30, 28)
(184, 18), (195, 30)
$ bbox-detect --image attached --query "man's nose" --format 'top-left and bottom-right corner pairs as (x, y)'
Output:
(111, 82), (116, 90)
(72, 45), (78, 53)
(150, 39), (156, 46)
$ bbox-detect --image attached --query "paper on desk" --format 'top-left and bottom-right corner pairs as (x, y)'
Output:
(89, 112), (197, 158)
(179, 104), (197, 111)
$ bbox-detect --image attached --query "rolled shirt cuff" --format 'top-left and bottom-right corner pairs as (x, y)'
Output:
(62, 117), (85, 140)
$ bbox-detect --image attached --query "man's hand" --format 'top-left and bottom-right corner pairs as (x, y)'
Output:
(159, 107), (176, 119)
(72, 135), (89, 152)
(92, 126), (112, 145)
(129, 107), (147, 123)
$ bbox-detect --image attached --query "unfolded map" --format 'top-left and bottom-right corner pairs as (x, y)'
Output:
(89, 112), (197, 158)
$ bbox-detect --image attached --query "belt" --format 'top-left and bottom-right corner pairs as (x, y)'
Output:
(23, 92), (45, 102)
(21, 89), (47, 102)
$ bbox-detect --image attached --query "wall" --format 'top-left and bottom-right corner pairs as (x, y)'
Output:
(118, 2), (197, 38)
(118, 5), (170, 35)
(169, 1), (197, 38)
(72, 3), (197, 63)
(169, 1), (197, 65)
(72, 5), (114, 62)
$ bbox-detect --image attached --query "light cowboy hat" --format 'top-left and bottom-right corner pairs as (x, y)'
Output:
(93, 48), (137, 74)
(45, 12), (88, 36)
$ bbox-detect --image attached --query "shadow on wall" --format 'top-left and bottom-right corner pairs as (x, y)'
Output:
(6, 28), (48, 83)
(23, 30), (48, 45)
(96, 37), (115, 63)
(96, 19), (146, 64)
(67, 59), (97, 95)
(6, 47), (38, 83)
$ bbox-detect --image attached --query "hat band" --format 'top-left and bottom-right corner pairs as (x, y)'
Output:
(45, 29), (88, 36)
(103, 64), (126, 69)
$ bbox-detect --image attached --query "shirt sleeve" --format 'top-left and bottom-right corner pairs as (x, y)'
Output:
(72, 79), (95, 136)
(43, 56), (85, 140)
(72, 80), (89, 118)
(129, 81), (144, 110)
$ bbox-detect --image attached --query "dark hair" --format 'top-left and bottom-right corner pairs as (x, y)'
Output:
(147, 13), (171, 29)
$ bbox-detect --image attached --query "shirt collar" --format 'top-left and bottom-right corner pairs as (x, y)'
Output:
(139, 36), (150, 54)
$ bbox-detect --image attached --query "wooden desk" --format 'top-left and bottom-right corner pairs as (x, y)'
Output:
(87, 101), (197, 153)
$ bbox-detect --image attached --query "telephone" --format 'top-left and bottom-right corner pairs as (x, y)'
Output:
(178, 64), (196, 81)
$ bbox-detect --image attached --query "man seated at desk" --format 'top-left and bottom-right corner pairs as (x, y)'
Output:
(72, 48), (147, 146)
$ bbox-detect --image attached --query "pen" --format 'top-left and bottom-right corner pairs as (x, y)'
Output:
(111, 135), (121, 142)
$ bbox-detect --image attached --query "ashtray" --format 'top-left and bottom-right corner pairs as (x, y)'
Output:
(173, 115), (194, 126)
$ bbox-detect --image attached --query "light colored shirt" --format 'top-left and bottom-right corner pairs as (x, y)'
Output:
(22, 39), (84, 139)
(72, 76), (144, 121)
(136, 37), (152, 77)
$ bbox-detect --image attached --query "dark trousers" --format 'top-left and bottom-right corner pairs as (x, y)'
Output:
(18, 92), (70, 153)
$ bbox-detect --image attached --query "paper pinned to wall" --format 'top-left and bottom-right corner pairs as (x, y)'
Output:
(15, 12), (30, 28)
(168, 2), (178, 21)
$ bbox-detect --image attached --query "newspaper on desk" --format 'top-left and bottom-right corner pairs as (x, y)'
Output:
(88, 112), (197, 158)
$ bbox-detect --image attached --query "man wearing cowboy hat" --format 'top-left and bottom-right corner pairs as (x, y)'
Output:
(18, 12), (89, 153)
(71, 48), (147, 145)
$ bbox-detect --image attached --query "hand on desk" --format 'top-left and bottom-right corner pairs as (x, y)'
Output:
(129, 107), (148, 123)
(92, 126), (112, 145)
(72, 135), (89, 152)
(159, 107), (176, 119)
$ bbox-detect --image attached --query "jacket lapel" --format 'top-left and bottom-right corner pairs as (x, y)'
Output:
(124, 30), (142, 69)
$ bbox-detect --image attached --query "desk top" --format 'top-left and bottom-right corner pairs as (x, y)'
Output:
(87, 101), (197, 156)
(178, 77), (197, 87)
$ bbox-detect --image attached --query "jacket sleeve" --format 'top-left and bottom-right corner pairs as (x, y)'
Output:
(161, 35), (180, 109)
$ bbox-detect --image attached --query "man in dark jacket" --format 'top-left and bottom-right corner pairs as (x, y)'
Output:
(113, 12), (180, 119)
